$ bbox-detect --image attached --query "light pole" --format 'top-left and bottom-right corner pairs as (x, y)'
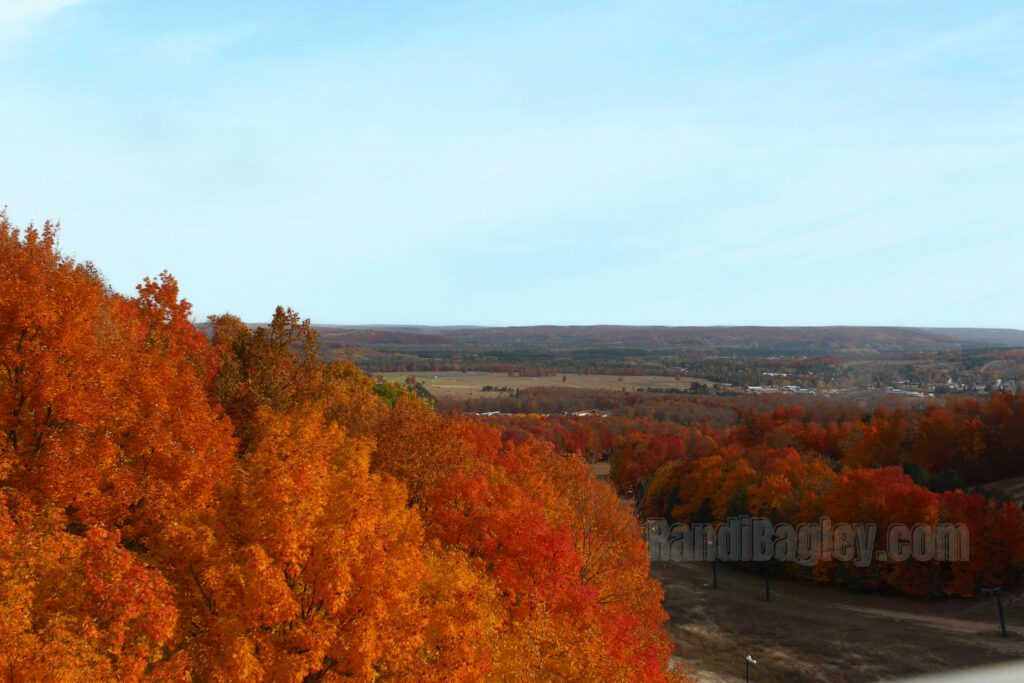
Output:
(745, 654), (757, 682)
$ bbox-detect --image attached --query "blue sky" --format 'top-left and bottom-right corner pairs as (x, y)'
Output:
(2, 1), (1022, 327)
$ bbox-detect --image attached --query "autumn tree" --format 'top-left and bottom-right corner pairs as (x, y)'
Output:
(0, 212), (681, 680)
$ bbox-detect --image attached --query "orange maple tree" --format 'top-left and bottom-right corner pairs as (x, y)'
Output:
(0, 213), (681, 681)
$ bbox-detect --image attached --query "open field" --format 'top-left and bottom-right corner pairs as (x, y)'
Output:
(655, 561), (1024, 682)
(380, 370), (712, 400)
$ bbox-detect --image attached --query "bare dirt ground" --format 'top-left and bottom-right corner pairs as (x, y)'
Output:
(381, 370), (710, 399)
(655, 561), (1024, 682)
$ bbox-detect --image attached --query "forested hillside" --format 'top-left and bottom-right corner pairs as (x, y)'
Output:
(482, 398), (1024, 598)
(0, 215), (679, 681)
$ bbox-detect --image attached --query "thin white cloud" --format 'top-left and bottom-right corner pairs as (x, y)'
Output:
(154, 23), (260, 66)
(876, 9), (1024, 68)
(0, 0), (86, 40)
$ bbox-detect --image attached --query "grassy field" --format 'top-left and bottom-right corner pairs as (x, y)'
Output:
(654, 561), (1024, 682)
(380, 370), (711, 399)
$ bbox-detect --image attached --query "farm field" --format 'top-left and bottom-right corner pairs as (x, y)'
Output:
(655, 561), (1024, 682)
(380, 370), (713, 399)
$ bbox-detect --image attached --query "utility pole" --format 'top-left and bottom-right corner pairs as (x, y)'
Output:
(995, 588), (1008, 638)
(707, 537), (718, 589)
(983, 587), (1008, 637)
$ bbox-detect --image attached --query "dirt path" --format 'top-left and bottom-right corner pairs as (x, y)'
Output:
(654, 561), (1024, 682)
